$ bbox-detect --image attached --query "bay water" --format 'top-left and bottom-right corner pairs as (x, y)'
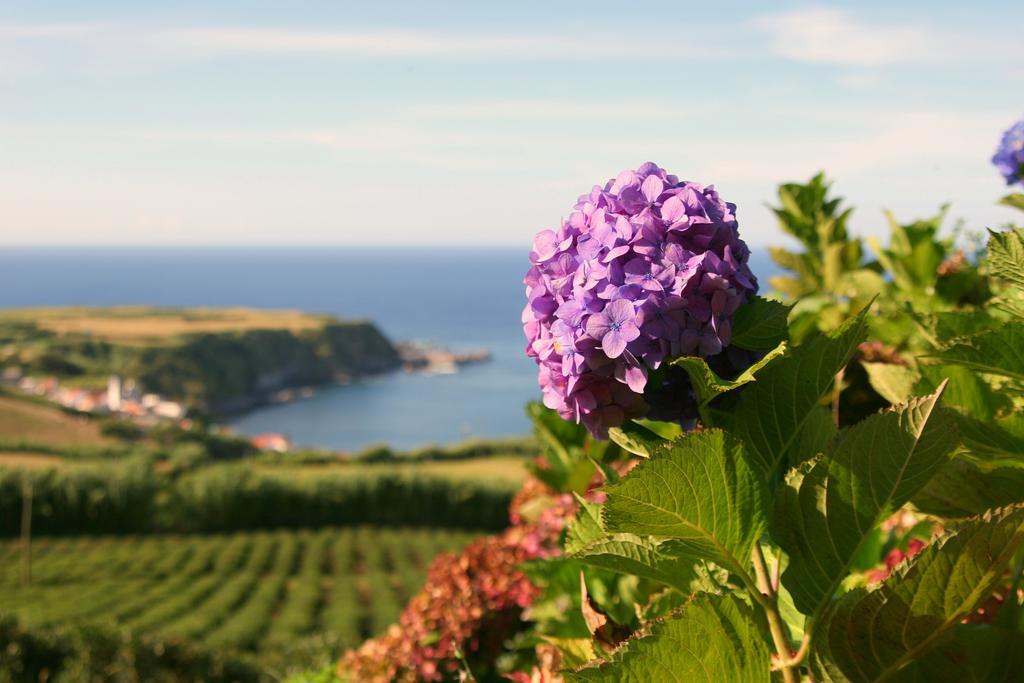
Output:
(0, 247), (778, 450)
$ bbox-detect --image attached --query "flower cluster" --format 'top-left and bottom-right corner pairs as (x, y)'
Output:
(523, 162), (757, 437)
(337, 478), (576, 683)
(993, 117), (1024, 186)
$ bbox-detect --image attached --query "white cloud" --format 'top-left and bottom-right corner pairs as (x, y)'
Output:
(752, 6), (1022, 68)
(0, 21), (732, 71)
(752, 7), (938, 67)
(1, 13), (1018, 79)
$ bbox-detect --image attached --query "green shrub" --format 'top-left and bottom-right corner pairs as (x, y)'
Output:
(0, 614), (263, 683)
(168, 465), (514, 532)
(98, 417), (143, 441)
(0, 458), (159, 536)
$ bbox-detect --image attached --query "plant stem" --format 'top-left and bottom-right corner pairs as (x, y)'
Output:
(752, 545), (798, 683)
(771, 552), (781, 592)
(831, 367), (845, 427)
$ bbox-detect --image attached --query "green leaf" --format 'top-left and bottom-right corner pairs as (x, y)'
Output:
(957, 413), (1024, 467)
(913, 459), (1024, 517)
(999, 193), (1024, 212)
(528, 401), (587, 455)
(836, 269), (886, 301)
(916, 364), (1011, 421)
(770, 274), (809, 299)
(572, 534), (702, 594)
(567, 498), (707, 594)
(632, 418), (683, 441)
(566, 498), (608, 554)
(930, 310), (999, 340)
(544, 637), (598, 669)
(716, 305), (870, 474)
(602, 429), (769, 576)
(926, 323), (1024, 384)
(987, 227), (1024, 289)
(526, 403), (595, 493)
(811, 505), (1024, 683)
(788, 406), (837, 465)
(607, 421), (669, 459)
(671, 340), (787, 406)
(774, 385), (958, 616)
(729, 296), (792, 351)
(863, 362), (920, 405)
(897, 623), (1024, 682)
(566, 594), (770, 682)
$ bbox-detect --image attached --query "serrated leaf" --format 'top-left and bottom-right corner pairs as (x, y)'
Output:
(987, 227), (1024, 289)
(568, 499), (705, 593)
(811, 505), (1024, 683)
(863, 362), (920, 405)
(716, 305), (870, 474)
(565, 594), (770, 682)
(638, 588), (689, 622)
(566, 498), (607, 554)
(601, 429), (769, 576)
(544, 636), (598, 669)
(607, 420), (669, 458)
(572, 534), (701, 593)
(926, 323), (1024, 384)
(671, 340), (787, 406)
(730, 296), (792, 351)
(774, 385), (958, 616)
(913, 459), (1024, 517)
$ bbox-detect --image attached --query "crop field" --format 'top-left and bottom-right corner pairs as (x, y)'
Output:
(0, 306), (330, 344)
(0, 526), (475, 660)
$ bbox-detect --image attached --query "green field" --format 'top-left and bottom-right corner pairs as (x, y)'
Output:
(0, 306), (332, 345)
(1, 527), (475, 664)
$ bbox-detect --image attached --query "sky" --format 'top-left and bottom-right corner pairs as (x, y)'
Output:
(1, 1), (1022, 248)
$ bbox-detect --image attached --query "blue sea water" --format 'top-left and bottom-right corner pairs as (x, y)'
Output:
(0, 247), (778, 450)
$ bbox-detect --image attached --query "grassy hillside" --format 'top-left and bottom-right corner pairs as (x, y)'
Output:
(0, 394), (114, 448)
(0, 306), (401, 413)
(0, 527), (476, 670)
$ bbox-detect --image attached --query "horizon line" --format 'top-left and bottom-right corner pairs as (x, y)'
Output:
(0, 239), (782, 250)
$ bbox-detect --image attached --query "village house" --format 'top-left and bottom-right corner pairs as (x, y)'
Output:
(251, 432), (291, 453)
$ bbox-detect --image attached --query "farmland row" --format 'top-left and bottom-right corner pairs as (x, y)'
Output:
(0, 526), (475, 660)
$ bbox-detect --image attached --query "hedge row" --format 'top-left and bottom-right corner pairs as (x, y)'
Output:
(0, 461), (516, 536)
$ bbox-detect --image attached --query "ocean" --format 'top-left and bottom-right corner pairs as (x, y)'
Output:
(0, 246), (778, 451)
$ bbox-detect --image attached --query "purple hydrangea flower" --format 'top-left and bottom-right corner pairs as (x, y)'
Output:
(993, 117), (1024, 187)
(522, 162), (758, 438)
